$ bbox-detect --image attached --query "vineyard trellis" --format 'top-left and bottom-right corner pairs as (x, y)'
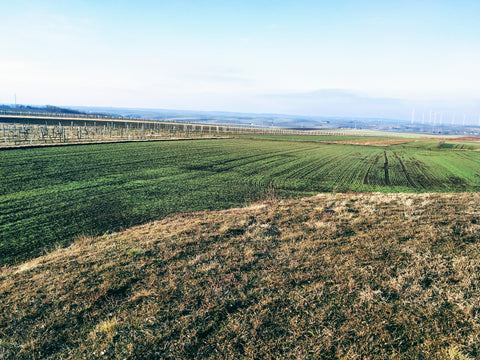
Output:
(0, 114), (401, 147)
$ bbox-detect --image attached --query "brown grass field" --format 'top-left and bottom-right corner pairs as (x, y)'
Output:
(1, 192), (480, 359)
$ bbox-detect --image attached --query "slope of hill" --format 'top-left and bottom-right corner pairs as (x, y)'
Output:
(1, 192), (479, 359)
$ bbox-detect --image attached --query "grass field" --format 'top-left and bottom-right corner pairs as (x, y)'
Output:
(2, 137), (480, 265)
(1, 192), (479, 359)
(399, 140), (480, 151)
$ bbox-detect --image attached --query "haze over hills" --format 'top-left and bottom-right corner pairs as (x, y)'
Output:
(257, 90), (480, 121)
(66, 89), (480, 135)
(69, 89), (476, 126)
(60, 89), (480, 127)
(3, 96), (480, 135)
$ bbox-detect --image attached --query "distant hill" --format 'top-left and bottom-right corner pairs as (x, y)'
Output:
(70, 105), (480, 135)
(3, 102), (480, 135)
(0, 104), (85, 115)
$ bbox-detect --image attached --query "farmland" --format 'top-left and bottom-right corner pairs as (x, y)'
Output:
(1, 137), (480, 266)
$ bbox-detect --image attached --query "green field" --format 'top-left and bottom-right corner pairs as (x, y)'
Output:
(400, 140), (480, 151)
(2, 138), (480, 265)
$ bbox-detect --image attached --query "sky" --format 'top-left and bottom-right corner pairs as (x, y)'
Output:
(1, 0), (480, 116)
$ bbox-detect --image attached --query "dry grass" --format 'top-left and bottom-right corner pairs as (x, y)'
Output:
(1, 193), (480, 359)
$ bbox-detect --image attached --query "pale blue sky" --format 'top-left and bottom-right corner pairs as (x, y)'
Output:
(1, 0), (480, 114)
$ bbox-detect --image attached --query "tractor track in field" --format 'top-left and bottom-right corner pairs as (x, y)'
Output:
(383, 151), (390, 186)
(393, 152), (417, 188)
(363, 154), (380, 185)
